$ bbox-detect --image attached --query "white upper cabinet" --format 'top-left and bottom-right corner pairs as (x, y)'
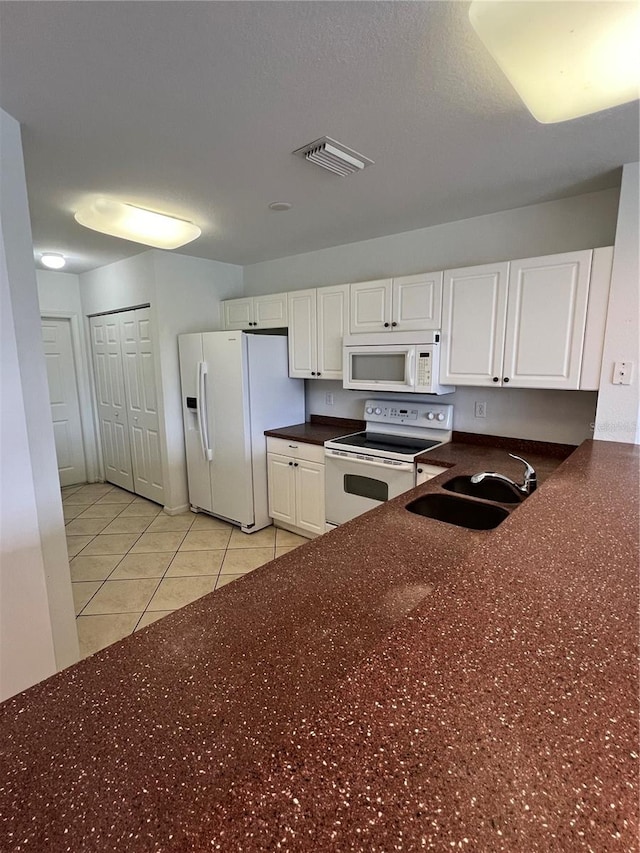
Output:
(222, 293), (288, 330)
(440, 262), (509, 386)
(349, 278), (393, 333)
(441, 250), (595, 389)
(503, 251), (591, 389)
(288, 284), (349, 380)
(350, 274), (443, 334)
(392, 272), (443, 331)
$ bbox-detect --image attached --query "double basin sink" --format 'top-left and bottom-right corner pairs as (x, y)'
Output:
(406, 475), (525, 531)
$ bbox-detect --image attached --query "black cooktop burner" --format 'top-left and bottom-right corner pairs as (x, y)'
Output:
(331, 432), (441, 456)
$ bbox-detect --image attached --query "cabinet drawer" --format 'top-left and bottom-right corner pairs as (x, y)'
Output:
(266, 436), (325, 464)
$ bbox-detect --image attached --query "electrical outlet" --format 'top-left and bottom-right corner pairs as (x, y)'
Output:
(612, 361), (633, 386)
(474, 401), (487, 418)
(325, 392), (334, 406)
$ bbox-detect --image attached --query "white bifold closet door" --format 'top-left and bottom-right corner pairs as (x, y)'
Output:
(90, 308), (164, 504)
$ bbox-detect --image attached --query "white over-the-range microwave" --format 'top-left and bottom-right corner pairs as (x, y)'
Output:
(342, 331), (455, 395)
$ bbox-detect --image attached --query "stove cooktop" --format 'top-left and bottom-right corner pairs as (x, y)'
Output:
(329, 431), (442, 457)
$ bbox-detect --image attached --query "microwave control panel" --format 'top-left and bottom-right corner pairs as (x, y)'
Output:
(417, 352), (432, 386)
(364, 399), (454, 429)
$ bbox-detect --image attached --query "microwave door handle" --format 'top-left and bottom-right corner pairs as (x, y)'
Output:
(406, 348), (416, 387)
(197, 361), (213, 461)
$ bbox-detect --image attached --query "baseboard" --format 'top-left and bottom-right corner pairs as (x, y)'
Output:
(163, 503), (190, 516)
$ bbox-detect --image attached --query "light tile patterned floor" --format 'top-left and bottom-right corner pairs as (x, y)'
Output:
(62, 483), (308, 659)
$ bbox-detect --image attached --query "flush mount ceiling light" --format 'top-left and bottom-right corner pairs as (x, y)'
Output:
(74, 198), (201, 249)
(268, 201), (292, 211)
(40, 253), (66, 269)
(469, 0), (640, 123)
(292, 136), (374, 176)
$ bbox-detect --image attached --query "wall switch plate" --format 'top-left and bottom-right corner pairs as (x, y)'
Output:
(474, 401), (487, 418)
(612, 361), (633, 386)
(325, 392), (334, 405)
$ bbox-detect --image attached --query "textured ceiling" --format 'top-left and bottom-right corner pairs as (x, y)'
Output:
(1, 1), (638, 274)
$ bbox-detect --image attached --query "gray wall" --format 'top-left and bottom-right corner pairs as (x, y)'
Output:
(244, 187), (620, 445)
(243, 188), (619, 293)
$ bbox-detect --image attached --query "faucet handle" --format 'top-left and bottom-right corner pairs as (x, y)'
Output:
(508, 453), (537, 486)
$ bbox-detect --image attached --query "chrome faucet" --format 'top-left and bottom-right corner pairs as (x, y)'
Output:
(470, 453), (537, 496)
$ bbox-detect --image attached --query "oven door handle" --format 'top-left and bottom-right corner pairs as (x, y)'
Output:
(325, 450), (414, 472)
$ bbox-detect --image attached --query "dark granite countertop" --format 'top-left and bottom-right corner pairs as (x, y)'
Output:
(1, 440), (638, 851)
(265, 415), (365, 445)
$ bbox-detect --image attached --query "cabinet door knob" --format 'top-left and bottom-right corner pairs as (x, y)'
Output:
(384, 322), (390, 328)
(417, 467), (423, 473)
(492, 376), (499, 383)
(288, 461), (293, 466)
(391, 322), (398, 327)
(294, 462), (299, 467)
(503, 377), (510, 383)
(317, 372), (321, 376)
(311, 371), (316, 376)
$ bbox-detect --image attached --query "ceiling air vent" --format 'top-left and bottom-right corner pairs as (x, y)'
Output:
(292, 136), (374, 177)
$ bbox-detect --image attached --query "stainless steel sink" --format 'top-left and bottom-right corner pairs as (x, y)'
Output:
(442, 475), (524, 504)
(406, 493), (509, 530)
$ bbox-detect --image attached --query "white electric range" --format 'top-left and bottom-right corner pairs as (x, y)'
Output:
(324, 398), (453, 528)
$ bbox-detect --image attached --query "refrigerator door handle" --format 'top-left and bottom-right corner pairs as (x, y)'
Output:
(197, 361), (213, 461)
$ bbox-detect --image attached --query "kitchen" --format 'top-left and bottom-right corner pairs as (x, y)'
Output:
(1, 2), (639, 850)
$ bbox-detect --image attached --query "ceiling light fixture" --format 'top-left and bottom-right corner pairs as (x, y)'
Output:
(293, 136), (374, 176)
(40, 253), (66, 270)
(469, 0), (640, 123)
(268, 201), (292, 211)
(74, 198), (201, 249)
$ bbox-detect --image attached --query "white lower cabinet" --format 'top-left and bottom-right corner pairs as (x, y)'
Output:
(415, 463), (448, 486)
(267, 437), (325, 538)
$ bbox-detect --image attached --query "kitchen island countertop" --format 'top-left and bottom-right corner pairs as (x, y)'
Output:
(0, 439), (638, 851)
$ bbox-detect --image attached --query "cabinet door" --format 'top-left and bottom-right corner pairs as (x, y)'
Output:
(392, 272), (443, 331)
(254, 292), (288, 328)
(223, 298), (253, 330)
(504, 251), (591, 389)
(90, 314), (134, 492)
(440, 263), (509, 386)
(120, 308), (164, 504)
(317, 284), (349, 380)
(349, 279), (393, 333)
(288, 289), (317, 378)
(295, 459), (325, 536)
(267, 453), (296, 525)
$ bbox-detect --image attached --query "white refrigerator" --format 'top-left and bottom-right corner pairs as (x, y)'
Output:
(178, 331), (304, 533)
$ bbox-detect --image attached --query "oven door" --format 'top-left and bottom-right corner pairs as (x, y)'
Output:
(325, 450), (416, 526)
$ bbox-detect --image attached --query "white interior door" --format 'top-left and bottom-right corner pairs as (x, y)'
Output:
(120, 308), (164, 503)
(41, 317), (86, 486)
(90, 314), (133, 492)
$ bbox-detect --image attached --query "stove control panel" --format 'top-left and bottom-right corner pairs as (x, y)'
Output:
(364, 399), (453, 430)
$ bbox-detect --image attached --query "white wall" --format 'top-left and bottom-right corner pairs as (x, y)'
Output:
(594, 163), (640, 444)
(79, 250), (243, 511)
(152, 251), (243, 510)
(306, 382), (597, 446)
(243, 188), (620, 294)
(0, 109), (78, 700)
(80, 251), (156, 316)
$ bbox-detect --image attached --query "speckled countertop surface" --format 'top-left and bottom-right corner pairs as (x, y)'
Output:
(1, 440), (638, 851)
